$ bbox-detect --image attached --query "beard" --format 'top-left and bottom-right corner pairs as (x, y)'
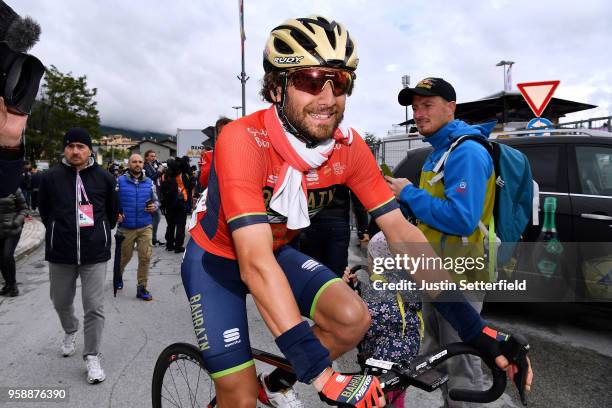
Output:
(284, 97), (344, 142)
(130, 168), (142, 177)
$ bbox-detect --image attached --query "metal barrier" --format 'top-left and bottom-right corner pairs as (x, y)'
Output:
(558, 116), (612, 131)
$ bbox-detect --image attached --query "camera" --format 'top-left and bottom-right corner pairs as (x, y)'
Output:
(0, 41), (44, 114)
(0, 2), (44, 115)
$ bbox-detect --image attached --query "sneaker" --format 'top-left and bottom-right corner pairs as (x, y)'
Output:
(115, 279), (123, 290)
(174, 246), (185, 253)
(85, 355), (106, 384)
(258, 373), (304, 408)
(136, 286), (153, 301)
(61, 332), (77, 357)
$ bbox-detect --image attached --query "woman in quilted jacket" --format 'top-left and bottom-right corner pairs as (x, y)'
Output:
(0, 187), (28, 296)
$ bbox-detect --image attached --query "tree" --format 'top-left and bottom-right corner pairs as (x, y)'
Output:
(25, 65), (100, 163)
(363, 132), (381, 159)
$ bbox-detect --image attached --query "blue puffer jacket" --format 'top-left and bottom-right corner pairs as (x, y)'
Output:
(118, 174), (155, 229)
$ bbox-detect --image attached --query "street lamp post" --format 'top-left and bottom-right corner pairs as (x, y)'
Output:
(402, 75), (410, 134)
(232, 106), (242, 119)
(496, 60), (514, 92)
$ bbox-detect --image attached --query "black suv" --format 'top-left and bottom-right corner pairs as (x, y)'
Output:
(391, 129), (612, 301)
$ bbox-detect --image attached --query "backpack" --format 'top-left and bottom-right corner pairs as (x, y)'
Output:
(433, 135), (540, 273)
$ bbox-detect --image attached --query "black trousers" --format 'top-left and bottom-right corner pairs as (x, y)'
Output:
(299, 219), (350, 277)
(0, 234), (21, 287)
(164, 206), (187, 248)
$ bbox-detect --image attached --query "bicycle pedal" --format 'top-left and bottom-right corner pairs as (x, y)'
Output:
(409, 369), (448, 392)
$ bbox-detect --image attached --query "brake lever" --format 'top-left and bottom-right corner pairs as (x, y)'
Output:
(500, 333), (530, 406)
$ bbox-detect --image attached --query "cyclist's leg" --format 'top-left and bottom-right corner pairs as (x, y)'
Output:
(181, 239), (258, 407)
(276, 245), (370, 359)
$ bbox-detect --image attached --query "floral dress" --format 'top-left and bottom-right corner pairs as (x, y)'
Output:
(357, 231), (422, 367)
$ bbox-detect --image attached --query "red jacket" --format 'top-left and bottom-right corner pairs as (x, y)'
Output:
(198, 150), (214, 189)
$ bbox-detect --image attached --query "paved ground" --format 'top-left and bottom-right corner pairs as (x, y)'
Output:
(1, 218), (611, 407)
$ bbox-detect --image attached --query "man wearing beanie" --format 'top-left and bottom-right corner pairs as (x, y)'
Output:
(39, 128), (119, 384)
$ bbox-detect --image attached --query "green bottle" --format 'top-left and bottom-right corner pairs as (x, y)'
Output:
(536, 197), (564, 278)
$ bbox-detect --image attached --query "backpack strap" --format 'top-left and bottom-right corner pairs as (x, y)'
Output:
(429, 135), (494, 186)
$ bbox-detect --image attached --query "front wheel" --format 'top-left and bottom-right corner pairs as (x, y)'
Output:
(152, 343), (216, 408)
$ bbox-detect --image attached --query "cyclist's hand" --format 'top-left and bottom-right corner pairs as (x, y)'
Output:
(317, 370), (385, 408)
(468, 326), (533, 401)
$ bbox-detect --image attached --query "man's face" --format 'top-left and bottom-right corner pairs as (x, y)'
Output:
(129, 154), (144, 175)
(412, 95), (456, 136)
(64, 142), (91, 167)
(146, 152), (156, 163)
(274, 74), (346, 142)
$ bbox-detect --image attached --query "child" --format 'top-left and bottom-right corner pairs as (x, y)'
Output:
(343, 231), (422, 408)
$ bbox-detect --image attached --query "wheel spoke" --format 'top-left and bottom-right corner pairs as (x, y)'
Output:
(168, 363), (185, 407)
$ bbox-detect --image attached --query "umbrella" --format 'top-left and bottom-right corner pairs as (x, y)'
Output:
(113, 229), (124, 297)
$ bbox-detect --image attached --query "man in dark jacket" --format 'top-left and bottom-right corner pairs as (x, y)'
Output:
(117, 153), (159, 301)
(160, 157), (190, 253)
(0, 187), (28, 296)
(39, 128), (119, 385)
(143, 150), (164, 246)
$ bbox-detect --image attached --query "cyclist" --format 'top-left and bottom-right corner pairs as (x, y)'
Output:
(181, 15), (532, 408)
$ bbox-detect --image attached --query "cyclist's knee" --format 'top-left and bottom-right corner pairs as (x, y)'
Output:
(214, 368), (259, 408)
(332, 299), (371, 345)
(216, 393), (258, 408)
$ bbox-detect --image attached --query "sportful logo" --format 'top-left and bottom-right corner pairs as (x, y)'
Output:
(302, 259), (321, 272)
(223, 328), (241, 348)
(273, 56), (304, 64)
(305, 170), (319, 183)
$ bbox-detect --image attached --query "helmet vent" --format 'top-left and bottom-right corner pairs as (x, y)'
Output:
(345, 36), (354, 58)
(273, 37), (293, 54)
(289, 28), (317, 51)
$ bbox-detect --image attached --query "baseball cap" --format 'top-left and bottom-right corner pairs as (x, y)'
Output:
(398, 77), (456, 106)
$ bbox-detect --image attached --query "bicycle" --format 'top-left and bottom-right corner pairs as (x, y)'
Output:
(152, 334), (530, 408)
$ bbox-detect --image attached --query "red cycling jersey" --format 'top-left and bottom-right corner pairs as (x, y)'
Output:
(190, 105), (398, 260)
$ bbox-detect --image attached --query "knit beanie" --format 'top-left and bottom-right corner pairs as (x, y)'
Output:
(63, 128), (92, 150)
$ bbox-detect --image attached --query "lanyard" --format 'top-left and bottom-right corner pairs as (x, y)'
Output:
(76, 173), (90, 204)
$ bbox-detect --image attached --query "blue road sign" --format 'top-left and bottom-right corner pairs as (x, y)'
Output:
(527, 117), (554, 130)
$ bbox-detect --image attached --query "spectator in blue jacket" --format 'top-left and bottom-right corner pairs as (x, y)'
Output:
(117, 153), (159, 301)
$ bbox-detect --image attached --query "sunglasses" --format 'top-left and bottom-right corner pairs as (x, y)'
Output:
(287, 68), (355, 97)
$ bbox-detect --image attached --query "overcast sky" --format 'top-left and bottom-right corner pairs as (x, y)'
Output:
(13, 0), (612, 137)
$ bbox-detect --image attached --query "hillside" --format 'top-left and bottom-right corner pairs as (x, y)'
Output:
(99, 125), (174, 142)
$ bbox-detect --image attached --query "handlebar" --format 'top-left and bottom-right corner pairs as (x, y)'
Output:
(374, 342), (506, 404)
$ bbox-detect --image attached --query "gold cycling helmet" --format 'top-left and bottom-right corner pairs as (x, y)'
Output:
(263, 15), (358, 73)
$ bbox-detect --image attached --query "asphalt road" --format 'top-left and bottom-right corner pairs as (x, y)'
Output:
(0, 229), (610, 408)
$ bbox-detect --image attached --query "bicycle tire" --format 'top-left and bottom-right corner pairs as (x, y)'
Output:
(152, 342), (217, 408)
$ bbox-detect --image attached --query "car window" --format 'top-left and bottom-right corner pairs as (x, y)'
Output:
(575, 146), (612, 197)
(515, 145), (562, 192)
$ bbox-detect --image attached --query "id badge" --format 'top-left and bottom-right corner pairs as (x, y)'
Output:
(78, 204), (95, 228)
